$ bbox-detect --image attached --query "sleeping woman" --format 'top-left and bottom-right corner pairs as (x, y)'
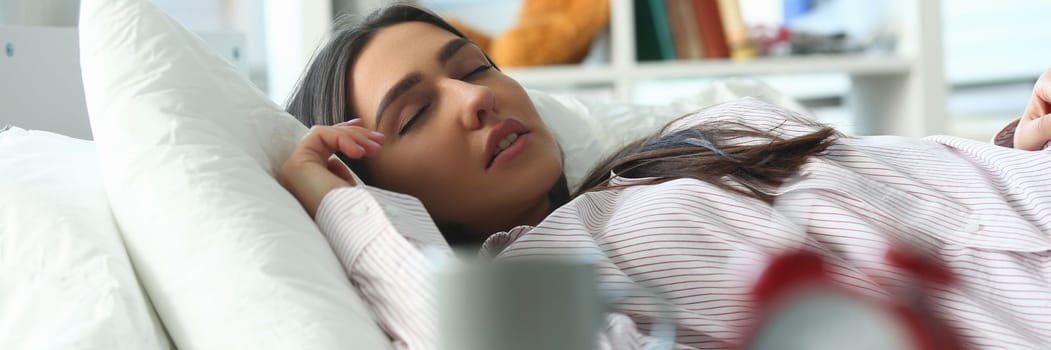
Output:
(278, 5), (1051, 349)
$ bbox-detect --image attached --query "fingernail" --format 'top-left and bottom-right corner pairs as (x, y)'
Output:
(370, 131), (385, 140)
(367, 139), (382, 149)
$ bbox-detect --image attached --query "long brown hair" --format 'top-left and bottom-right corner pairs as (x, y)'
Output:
(574, 115), (839, 204)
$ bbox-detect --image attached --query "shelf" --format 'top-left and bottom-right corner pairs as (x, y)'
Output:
(635, 55), (912, 77)
(503, 64), (617, 86)
(504, 55), (912, 87)
(633, 74), (850, 102)
(504, 0), (944, 137)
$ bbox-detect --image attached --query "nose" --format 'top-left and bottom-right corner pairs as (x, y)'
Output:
(446, 79), (495, 130)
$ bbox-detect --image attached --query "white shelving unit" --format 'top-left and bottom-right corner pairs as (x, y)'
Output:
(504, 0), (947, 137)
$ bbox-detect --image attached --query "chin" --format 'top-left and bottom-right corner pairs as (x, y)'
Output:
(533, 158), (567, 204)
(506, 150), (561, 197)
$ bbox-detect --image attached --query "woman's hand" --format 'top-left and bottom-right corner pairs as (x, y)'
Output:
(279, 119), (384, 218)
(1013, 69), (1051, 150)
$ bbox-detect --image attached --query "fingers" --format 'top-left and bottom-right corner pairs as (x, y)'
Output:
(1028, 70), (1051, 118)
(1014, 113), (1051, 150)
(1026, 89), (1051, 121)
(1014, 69), (1051, 150)
(335, 119), (385, 155)
(1038, 113), (1051, 141)
(300, 124), (384, 162)
(1036, 91), (1051, 118)
(336, 125), (384, 157)
(279, 119), (381, 217)
(338, 118), (366, 127)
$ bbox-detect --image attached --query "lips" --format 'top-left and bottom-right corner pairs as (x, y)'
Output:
(484, 119), (530, 169)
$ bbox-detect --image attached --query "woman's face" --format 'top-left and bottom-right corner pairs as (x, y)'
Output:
(349, 21), (563, 238)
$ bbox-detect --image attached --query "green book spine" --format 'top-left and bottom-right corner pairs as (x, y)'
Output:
(634, 0), (659, 61)
(648, 0), (676, 60)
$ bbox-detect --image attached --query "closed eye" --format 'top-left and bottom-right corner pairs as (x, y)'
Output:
(398, 103), (430, 135)
(461, 64), (492, 80)
(397, 65), (489, 136)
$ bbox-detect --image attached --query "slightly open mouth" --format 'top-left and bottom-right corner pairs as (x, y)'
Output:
(486, 131), (524, 169)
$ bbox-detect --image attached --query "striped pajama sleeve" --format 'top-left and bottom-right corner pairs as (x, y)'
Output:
(315, 186), (447, 349)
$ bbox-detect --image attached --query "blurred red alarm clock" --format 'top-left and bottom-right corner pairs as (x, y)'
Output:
(740, 250), (966, 350)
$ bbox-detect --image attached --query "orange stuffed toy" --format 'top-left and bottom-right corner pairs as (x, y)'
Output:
(446, 0), (610, 68)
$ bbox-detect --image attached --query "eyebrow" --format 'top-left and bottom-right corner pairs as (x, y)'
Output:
(374, 38), (472, 128)
(437, 37), (470, 64)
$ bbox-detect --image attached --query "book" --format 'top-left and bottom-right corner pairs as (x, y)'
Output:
(691, 0), (730, 59)
(665, 0), (704, 60)
(716, 0), (757, 60)
(634, 0), (676, 61)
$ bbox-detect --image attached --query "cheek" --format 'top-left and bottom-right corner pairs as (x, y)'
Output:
(498, 78), (547, 128)
(369, 140), (476, 194)
(494, 77), (531, 107)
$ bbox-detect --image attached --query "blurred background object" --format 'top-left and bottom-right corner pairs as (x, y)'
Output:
(0, 0), (80, 26)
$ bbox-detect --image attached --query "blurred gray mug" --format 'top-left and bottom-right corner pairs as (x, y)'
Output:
(435, 258), (675, 350)
(1, 0), (81, 26)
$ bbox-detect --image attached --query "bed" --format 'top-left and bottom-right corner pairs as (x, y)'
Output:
(0, 0), (806, 348)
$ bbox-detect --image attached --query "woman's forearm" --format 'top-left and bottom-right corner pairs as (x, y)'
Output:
(315, 186), (450, 349)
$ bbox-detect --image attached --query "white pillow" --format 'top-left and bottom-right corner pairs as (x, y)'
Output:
(0, 127), (170, 350)
(78, 0), (390, 349)
(530, 77), (807, 192)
